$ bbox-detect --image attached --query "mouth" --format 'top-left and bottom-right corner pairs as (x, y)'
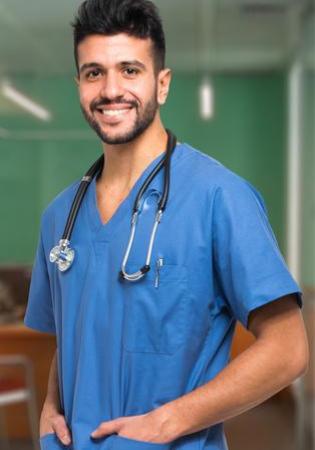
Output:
(97, 107), (132, 117)
(93, 104), (135, 124)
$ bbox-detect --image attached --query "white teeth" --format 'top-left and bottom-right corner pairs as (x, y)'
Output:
(101, 109), (130, 117)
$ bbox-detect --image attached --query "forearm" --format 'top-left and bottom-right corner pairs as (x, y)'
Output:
(43, 348), (62, 413)
(39, 348), (71, 443)
(159, 336), (306, 439)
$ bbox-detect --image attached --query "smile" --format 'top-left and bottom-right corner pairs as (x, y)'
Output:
(100, 108), (131, 117)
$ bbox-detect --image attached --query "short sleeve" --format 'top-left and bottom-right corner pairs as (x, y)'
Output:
(24, 223), (56, 334)
(212, 179), (303, 329)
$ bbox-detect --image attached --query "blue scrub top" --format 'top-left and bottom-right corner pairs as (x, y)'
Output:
(24, 142), (302, 450)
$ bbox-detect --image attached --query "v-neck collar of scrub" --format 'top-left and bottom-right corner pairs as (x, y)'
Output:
(85, 142), (184, 242)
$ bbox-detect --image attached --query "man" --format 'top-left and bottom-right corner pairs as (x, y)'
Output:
(24, 0), (309, 449)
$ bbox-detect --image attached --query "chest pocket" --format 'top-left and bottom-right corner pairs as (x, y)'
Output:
(121, 259), (188, 355)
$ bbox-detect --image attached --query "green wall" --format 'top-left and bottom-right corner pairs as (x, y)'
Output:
(0, 72), (287, 263)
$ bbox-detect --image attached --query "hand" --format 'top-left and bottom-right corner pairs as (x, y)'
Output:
(39, 404), (72, 446)
(91, 407), (177, 444)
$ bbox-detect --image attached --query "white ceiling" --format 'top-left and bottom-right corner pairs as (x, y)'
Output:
(0, 0), (313, 76)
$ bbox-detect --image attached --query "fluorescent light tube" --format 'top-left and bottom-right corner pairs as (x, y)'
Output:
(199, 76), (214, 120)
(1, 80), (52, 122)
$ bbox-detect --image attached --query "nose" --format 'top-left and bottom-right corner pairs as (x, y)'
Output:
(100, 71), (124, 100)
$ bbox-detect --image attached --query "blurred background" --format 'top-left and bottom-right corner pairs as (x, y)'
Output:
(0, 0), (314, 449)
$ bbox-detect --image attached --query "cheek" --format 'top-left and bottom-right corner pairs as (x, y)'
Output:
(131, 76), (157, 100)
(79, 84), (98, 106)
(79, 91), (89, 107)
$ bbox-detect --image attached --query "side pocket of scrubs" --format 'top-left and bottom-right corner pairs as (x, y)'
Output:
(109, 435), (172, 450)
(122, 262), (188, 355)
(40, 433), (72, 450)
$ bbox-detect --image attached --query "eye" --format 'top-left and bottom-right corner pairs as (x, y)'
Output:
(123, 67), (139, 77)
(86, 69), (102, 80)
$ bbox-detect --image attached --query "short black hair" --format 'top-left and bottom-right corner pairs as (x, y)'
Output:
(72, 0), (166, 74)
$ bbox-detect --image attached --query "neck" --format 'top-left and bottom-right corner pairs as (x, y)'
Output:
(97, 118), (168, 193)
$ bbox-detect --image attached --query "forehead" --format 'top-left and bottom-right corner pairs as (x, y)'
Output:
(77, 33), (154, 68)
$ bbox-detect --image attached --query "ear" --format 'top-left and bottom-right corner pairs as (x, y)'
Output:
(157, 68), (172, 106)
(74, 75), (80, 87)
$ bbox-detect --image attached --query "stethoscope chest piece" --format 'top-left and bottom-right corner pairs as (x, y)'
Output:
(49, 239), (75, 272)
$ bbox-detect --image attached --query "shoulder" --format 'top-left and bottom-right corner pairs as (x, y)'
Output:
(178, 142), (267, 211)
(38, 179), (82, 247)
(41, 179), (81, 223)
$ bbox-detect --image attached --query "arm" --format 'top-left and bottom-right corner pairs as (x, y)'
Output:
(157, 294), (309, 440)
(42, 350), (61, 412)
(39, 349), (72, 446)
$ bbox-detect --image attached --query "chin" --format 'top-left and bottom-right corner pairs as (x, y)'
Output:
(99, 124), (144, 145)
(100, 131), (136, 145)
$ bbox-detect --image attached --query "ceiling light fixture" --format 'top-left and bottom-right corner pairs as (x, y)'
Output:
(197, 0), (216, 121)
(1, 80), (52, 122)
(199, 76), (214, 120)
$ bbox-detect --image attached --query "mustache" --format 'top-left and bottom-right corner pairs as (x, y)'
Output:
(91, 97), (138, 111)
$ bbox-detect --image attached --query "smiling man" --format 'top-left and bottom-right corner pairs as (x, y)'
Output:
(24, 1), (309, 450)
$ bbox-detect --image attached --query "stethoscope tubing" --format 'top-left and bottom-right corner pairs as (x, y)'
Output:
(133, 130), (176, 213)
(50, 129), (177, 278)
(62, 156), (104, 241)
(119, 129), (176, 281)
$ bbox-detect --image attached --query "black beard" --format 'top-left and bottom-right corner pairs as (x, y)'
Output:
(80, 95), (159, 145)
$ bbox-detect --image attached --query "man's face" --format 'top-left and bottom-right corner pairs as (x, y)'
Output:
(76, 33), (169, 145)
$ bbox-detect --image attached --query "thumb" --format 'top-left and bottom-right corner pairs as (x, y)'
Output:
(54, 416), (72, 446)
(91, 418), (123, 439)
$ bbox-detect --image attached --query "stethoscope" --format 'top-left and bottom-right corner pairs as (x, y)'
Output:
(49, 129), (177, 282)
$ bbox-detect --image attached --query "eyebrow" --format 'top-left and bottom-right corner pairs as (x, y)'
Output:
(79, 60), (146, 74)
(120, 60), (146, 70)
(79, 62), (101, 74)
